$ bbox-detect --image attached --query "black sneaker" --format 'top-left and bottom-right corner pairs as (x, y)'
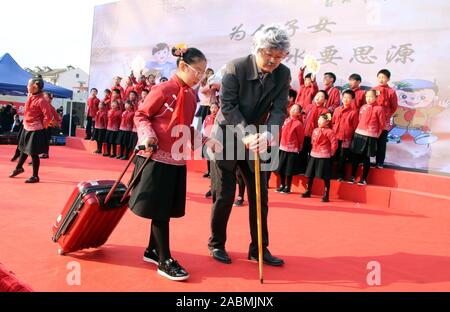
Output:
(301, 190), (311, 198)
(234, 197), (244, 206)
(337, 177), (344, 182)
(202, 172), (210, 178)
(157, 258), (189, 281)
(275, 185), (285, 193)
(205, 190), (212, 198)
(281, 186), (291, 194)
(143, 248), (159, 265)
(358, 179), (367, 186)
(376, 164), (384, 169)
(348, 177), (356, 184)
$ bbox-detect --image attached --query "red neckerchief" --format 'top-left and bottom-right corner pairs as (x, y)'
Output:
(169, 75), (191, 137)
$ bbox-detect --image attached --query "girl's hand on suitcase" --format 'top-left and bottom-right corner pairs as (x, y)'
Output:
(145, 137), (158, 152)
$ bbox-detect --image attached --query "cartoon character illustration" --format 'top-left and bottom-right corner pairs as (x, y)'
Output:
(144, 42), (177, 79)
(389, 79), (449, 145)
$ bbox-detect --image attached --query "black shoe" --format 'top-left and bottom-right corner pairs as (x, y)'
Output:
(40, 154), (49, 159)
(281, 186), (291, 194)
(233, 197), (244, 206)
(202, 172), (210, 178)
(205, 190), (212, 198)
(143, 248), (159, 265)
(248, 248), (284, 266)
(115, 155), (122, 159)
(157, 258), (189, 281)
(209, 247), (232, 264)
(337, 177), (344, 182)
(84, 137), (91, 140)
(358, 179), (367, 186)
(120, 156), (128, 160)
(348, 177), (356, 184)
(110, 154), (117, 158)
(275, 185), (285, 193)
(322, 194), (329, 202)
(301, 190), (311, 198)
(94, 150), (101, 154)
(25, 176), (40, 183)
(376, 164), (384, 169)
(103, 153), (110, 157)
(9, 168), (24, 178)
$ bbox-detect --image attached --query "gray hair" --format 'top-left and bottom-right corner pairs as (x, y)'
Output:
(252, 24), (290, 54)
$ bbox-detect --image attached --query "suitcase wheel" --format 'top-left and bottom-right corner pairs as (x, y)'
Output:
(58, 248), (66, 256)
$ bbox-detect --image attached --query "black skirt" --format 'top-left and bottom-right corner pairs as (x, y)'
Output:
(93, 128), (106, 143)
(18, 129), (49, 156)
(104, 130), (118, 144)
(305, 156), (331, 180)
(276, 150), (301, 176)
(115, 130), (131, 145)
(194, 105), (210, 119)
(128, 156), (187, 221)
(128, 132), (138, 150)
(351, 133), (378, 157)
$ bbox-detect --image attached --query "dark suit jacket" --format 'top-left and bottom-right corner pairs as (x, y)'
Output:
(212, 54), (291, 171)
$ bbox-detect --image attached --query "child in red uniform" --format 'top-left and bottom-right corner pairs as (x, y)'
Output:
(111, 89), (123, 111)
(103, 89), (112, 111)
(372, 69), (398, 168)
(9, 76), (53, 183)
(276, 104), (304, 194)
(299, 90), (329, 173)
(116, 101), (135, 160)
(103, 101), (122, 157)
(111, 76), (125, 100)
(323, 72), (341, 113)
(350, 90), (385, 185)
(203, 102), (219, 197)
(302, 114), (337, 202)
(348, 74), (366, 111)
(332, 89), (359, 181)
(93, 102), (108, 154)
(85, 88), (100, 140)
(130, 46), (217, 281)
(295, 66), (318, 112)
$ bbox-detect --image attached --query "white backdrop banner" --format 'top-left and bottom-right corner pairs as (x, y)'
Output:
(89, 0), (450, 174)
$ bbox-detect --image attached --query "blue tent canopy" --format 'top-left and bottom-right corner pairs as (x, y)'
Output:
(0, 53), (73, 99)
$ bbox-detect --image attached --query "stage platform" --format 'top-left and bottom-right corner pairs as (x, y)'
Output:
(1, 138), (450, 292)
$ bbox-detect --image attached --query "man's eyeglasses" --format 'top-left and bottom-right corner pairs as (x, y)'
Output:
(259, 49), (289, 61)
(185, 63), (206, 79)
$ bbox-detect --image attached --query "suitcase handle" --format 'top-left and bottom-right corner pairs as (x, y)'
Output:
(104, 145), (156, 205)
(119, 152), (154, 203)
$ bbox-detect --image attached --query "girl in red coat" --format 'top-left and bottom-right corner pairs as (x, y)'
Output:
(299, 90), (329, 173)
(276, 104), (304, 194)
(129, 46), (216, 281)
(116, 101), (135, 160)
(103, 101), (122, 157)
(9, 76), (53, 183)
(332, 89), (359, 181)
(295, 66), (318, 111)
(302, 113), (337, 202)
(350, 90), (386, 185)
(93, 102), (108, 154)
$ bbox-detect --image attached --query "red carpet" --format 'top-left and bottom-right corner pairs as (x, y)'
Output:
(1, 143), (450, 292)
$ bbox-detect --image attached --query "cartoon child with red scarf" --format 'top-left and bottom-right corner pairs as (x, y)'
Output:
(388, 79), (449, 145)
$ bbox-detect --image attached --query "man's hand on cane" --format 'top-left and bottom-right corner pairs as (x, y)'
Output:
(243, 132), (270, 153)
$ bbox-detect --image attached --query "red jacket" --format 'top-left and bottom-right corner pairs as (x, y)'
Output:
(355, 103), (386, 138)
(103, 94), (111, 111)
(310, 127), (338, 158)
(332, 105), (359, 148)
(111, 84), (125, 100)
(106, 109), (122, 131)
(119, 110), (135, 131)
(280, 116), (304, 153)
(303, 103), (329, 137)
(295, 69), (318, 110)
(352, 87), (366, 111)
(87, 96), (100, 118)
(372, 85), (398, 130)
(23, 93), (53, 131)
(202, 113), (217, 138)
(131, 76), (147, 97)
(94, 109), (108, 129)
(325, 86), (341, 113)
(135, 76), (199, 166)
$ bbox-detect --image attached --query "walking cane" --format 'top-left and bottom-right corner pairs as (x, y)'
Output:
(254, 150), (264, 284)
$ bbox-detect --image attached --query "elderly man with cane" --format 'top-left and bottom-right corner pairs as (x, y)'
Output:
(208, 25), (291, 273)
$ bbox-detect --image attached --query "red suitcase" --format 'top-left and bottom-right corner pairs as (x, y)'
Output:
(52, 145), (155, 255)
(52, 180), (128, 255)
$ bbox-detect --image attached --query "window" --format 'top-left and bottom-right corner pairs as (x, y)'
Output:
(76, 73), (80, 78)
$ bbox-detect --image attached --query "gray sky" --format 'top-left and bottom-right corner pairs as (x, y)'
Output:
(0, 0), (114, 73)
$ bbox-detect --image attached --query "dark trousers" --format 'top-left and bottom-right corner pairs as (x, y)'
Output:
(86, 117), (94, 139)
(299, 136), (312, 173)
(352, 154), (371, 180)
(336, 140), (351, 179)
(376, 130), (388, 165)
(236, 169), (246, 198)
(209, 160), (269, 251)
